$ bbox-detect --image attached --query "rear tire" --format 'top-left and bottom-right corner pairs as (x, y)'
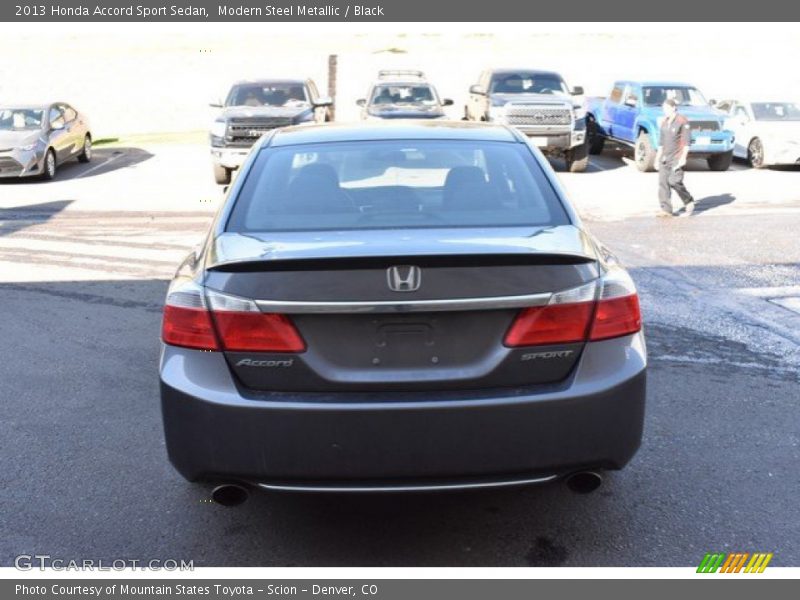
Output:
(747, 138), (765, 169)
(707, 150), (733, 171)
(213, 164), (231, 185)
(41, 149), (56, 181)
(77, 135), (92, 163)
(565, 143), (589, 173)
(634, 131), (656, 172)
(587, 118), (605, 155)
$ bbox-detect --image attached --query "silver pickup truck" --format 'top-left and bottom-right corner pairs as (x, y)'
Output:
(465, 69), (589, 172)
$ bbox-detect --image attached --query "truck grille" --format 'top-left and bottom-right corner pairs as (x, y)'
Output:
(689, 120), (720, 132)
(227, 118), (294, 144)
(505, 104), (572, 126)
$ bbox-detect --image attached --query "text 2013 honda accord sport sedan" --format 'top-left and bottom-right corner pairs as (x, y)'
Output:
(159, 121), (645, 500)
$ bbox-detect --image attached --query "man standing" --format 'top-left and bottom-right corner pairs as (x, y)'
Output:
(655, 98), (696, 217)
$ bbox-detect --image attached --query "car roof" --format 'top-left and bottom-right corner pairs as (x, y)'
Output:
(231, 79), (307, 86)
(267, 121), (521, 147)
(488, 69), (563, 78)
(624, 80), (695, 87)
(372, 80), (433, 86)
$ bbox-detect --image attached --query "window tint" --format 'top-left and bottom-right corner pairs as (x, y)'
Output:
(489, 73), (568, 95)
(751, 102), (800, 121)
(226, 140), (569, 233)
(227, 83), (309, 107)
(642, 86), (708, 107)
(370, 85), (435, 105)
(0, 108), (44, 130)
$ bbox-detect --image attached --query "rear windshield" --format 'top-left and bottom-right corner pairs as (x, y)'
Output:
(225, 140), (569, 232)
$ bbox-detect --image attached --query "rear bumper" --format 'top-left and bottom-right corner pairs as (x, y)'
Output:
(160, 333), (646, 487)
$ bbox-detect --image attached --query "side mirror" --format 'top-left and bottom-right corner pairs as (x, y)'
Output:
(442, 98), (454, 106)
(571, 86), (585, 96)
(356, 98), (366, 107)
(51, 120), (65, 131)
(624, 96), (637, 108)
(469, 84), (485, 95)
(314, 96), (333, 107)
(209, 102), (223, 108)
(709, 99), (717, 106)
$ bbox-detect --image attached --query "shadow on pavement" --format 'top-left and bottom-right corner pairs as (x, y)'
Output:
(693, 192), (736, 215)
(0, 146), (154, 184)
(0, 199), (73, 237)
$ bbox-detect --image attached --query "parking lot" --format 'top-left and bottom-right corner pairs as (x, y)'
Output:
(1, 138), (798, 567)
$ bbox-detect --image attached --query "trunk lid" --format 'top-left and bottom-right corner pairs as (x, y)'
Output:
(204, 226), (599, 392)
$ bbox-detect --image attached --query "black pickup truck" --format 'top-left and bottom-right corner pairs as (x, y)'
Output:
(209, 78), (332, 184)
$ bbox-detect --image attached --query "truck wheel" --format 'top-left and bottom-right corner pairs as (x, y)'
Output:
(634, 131), (656, 172)
(747, 139), (765, 169)
(213, 164), (232, 185)
(565, 143), (589, 173)
(707, 151), (733, 172)
(587, 119), (605, 155)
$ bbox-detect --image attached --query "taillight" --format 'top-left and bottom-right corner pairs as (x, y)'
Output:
(504, 281), (596, 347)
(206, 289), (306, 352)
(161, 282), (305, 353)
(161, 279), (219, 350)
(589, 267), (642, 341)
(504, 266), (641, 348)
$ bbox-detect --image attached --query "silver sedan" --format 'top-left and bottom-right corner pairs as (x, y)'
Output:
(0, 102), (92, 180)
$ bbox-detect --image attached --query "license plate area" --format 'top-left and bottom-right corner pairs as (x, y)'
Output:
(695, 136), (711, 145)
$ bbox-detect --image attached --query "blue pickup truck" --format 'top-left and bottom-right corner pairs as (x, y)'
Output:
(586, 80), (735, 171)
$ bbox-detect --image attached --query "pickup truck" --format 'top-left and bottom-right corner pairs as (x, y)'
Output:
(464, 69), (589, 172)
(209, 78), (332, 184)
(586, 80), (735, 172)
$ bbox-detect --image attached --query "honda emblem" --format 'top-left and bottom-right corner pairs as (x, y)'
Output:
(387, 265), (422, 292)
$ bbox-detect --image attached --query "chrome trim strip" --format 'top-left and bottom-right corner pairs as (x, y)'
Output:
(255, 292), (552, 314)
(256, 474), (558, 493)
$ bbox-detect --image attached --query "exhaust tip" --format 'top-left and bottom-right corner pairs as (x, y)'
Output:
(211, 484), (249, 507)
(565, 471), (603, 494)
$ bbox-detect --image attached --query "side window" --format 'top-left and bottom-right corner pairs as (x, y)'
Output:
(62, 105), (77, 122)
(49, 107), (65, 128)
(609, 85), (624, 104)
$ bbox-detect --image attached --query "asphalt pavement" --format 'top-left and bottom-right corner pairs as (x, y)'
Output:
(1, 143), (798, 567)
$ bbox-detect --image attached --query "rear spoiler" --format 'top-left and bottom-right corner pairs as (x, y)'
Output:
(207, 252), (596, 273)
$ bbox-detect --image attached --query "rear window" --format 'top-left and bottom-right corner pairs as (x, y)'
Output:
(226, 140), (569, 232)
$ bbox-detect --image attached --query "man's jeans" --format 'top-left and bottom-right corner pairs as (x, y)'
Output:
(658, 160), (694, 213)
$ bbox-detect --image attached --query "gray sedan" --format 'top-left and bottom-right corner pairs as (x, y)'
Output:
(159, 122), (646, 505)
(0, 102), (92, 180)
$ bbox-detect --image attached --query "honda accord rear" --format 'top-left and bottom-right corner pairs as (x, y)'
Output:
(159, 121), (646, 493)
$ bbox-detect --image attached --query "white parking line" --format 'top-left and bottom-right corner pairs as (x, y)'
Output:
(74, 152), (126, 179)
